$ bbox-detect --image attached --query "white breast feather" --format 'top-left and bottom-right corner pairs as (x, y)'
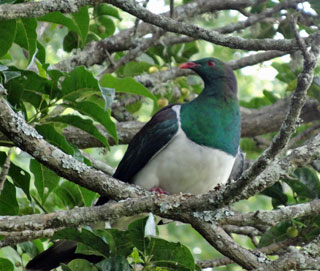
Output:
(133, 105), (236, 195)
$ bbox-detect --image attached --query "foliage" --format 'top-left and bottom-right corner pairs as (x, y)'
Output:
(0, 0), (319, 271)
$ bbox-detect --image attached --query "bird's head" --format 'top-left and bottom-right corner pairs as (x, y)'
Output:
(180, 57), (237, 97)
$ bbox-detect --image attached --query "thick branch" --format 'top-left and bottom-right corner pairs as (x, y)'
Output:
(222, 31), (320, 205)
(190, 218), (264, 269)
(106, 0), (311, 51)
(1, 96), (320, 215)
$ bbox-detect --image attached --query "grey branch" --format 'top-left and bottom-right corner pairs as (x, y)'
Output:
(0, 94), (319, 223)
(0, 149), (11, 195)
(221, 31), (320, 206)
(220, 199), (320, 228)
(260, 237), (320, 271)
(106, 0), (312, 51)
(55, 0), (291, 71)
(0, 97), (320, 268)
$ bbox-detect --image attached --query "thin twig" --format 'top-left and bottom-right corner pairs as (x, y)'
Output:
(99, 29), (165, 76)
(0, 148), (12, 195)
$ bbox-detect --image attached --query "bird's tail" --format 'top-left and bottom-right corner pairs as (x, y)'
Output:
(26, 240), (102, 271)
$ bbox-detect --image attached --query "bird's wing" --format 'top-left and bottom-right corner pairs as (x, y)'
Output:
(114, 104), (180, 183)
(95, 104), (179, 206)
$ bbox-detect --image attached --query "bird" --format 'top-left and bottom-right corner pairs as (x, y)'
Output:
(26, 57), (241, 271)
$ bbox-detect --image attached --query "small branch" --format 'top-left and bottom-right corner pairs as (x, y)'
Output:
(54, 0), (291, 71)
(261, 236), (320, 271)
(81, 151), (115, 176)
(0, 84), (8, 96)
(0, 228), (61, 248)
(219, 199), (320, 228)
(99, 29), (165, 75)
(222, 225), (262, 236)
(222, 30), (320, 205)
(0, 148), (12, 195)
(288, 123), (320, 149)
(106, 0), (312, 51)
(197, 238), (302, 268)
(291, 15), (311, 63)
(135, 50), (289, 89)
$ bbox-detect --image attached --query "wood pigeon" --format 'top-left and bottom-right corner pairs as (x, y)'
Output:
(26, 57), (241, 271)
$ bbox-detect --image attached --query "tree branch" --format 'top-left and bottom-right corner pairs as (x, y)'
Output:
(221, 30), (320, 205)
(106, 0), (313, 51)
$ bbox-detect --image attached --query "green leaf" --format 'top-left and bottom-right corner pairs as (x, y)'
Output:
(95, 4), (121, 20)
(147, 238), (195, 271)
(263, 90), (278, 103)
(61, 66), (100, 100)
(72, 6), (89, 46)
(100, 74), (158, 110)
(122, 61), (152, 77)
(36, 41), (46, 64)
(97, 16), (115, 38)
(22, 90), (48, 112)
(67, 259), (96, 271)
(49, 115), (109, 148)
(77, 186), (97, 207)
(30, 159), (60, 204)
(0, 20), (16, 57)
(240, 95), (271, 109)
(14, 18), (37, 64)
(68, 101), (117, 144)
(54, 181), (83, 208)
(0, 0), (17, 3)
(96, 256), (132, 271)
(0, 258), (14, 271)
(259, 221), (290, 248)
(294, 168), (320, 198)
(5, 69), (60, 100)
(39, 12), (78, 33)
(285, 177), (315, 201)
(35, 124), (75, 155)
(53, 228), (110, 257)
(53, 181), (96, 208)
(272, 63), (296, 83)
(0, 181), (19, 215)
(102, 229), (133, 257)
(2, 71), (21, 83)
(127, 217), (195, 270)
(63, 31), (79, 52)
(0, 152), (31, 200)
(261, 182), (288, 208)
(128, 216), (150, 251)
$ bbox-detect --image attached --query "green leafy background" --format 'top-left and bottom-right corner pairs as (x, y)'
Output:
(0, 1), (319, 271)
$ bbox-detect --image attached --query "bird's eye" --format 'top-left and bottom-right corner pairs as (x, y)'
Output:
(208, 60), (215, 67)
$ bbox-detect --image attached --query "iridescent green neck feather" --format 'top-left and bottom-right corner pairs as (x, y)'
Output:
(180, 58), (241, 156)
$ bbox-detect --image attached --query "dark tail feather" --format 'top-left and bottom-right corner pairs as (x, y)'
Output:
(26, 240), (102, 271)
(26, 196), (109, 271)
(26, 240), (77, 271)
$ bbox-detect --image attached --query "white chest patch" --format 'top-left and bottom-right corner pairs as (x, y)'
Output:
(133, 107), (236, 194)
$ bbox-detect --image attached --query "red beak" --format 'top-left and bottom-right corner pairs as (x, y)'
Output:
(179, 62), (199, 69)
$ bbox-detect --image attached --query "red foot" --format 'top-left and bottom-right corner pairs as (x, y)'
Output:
(151, 186), (169, 195)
